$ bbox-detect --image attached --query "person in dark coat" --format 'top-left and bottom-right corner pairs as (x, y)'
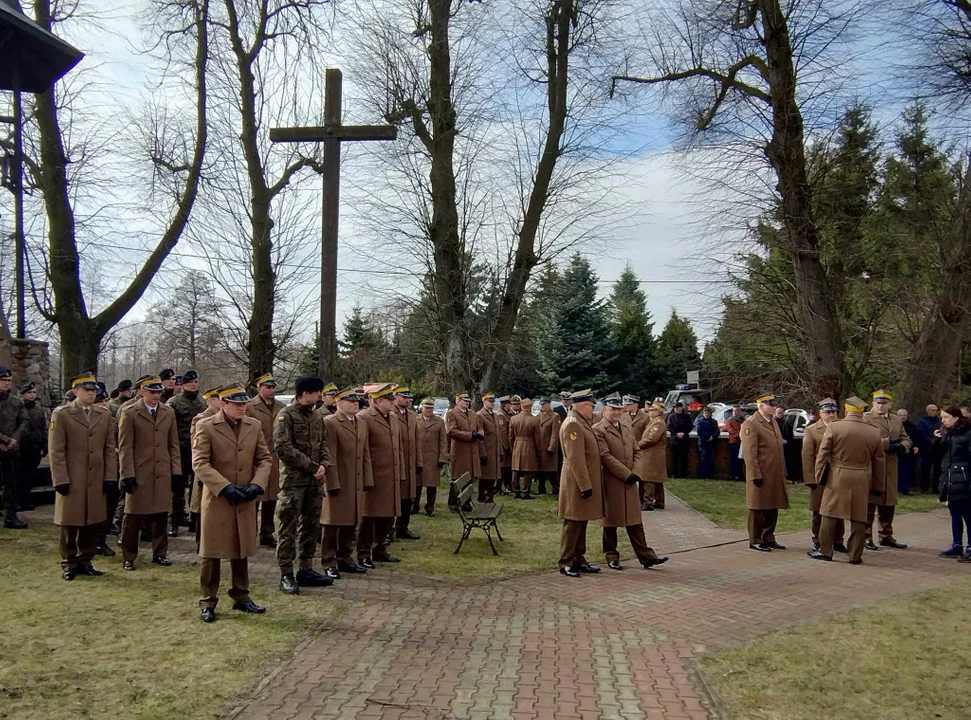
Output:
(896, 409), (920, 495)
(666, 403), (693, 478)
(937, 406), (971, 562)
(17, 381), (47, 512)
(696, 408), (719, 479)
(774, 406), (796, 478)
(916, 404), (943, 494)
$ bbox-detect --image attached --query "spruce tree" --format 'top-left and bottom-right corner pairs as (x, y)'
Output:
(655, 312), (702, 392)
(609, 265), (657, 398)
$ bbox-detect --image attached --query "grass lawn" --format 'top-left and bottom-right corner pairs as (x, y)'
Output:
(700, 576), (971, 720)
(666, 478), (942, 533)
(0, 522), (341, 720)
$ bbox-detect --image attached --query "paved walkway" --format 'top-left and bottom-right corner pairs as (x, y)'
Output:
(199, 496), (965, 720)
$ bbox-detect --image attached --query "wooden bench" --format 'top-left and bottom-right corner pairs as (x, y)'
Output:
(450, 472), (503, 556)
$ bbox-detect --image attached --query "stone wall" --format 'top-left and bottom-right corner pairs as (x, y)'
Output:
(0, 338), (51, 406)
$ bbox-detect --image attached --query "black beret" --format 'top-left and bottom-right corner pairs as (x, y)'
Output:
(182, 369), (199, 382)
(0, 365), (11, 379)
(295, 376), (325, 394)
(159, 368), (175, 380)
(21, 381), (35, 393)
(117, 379), (133, 391)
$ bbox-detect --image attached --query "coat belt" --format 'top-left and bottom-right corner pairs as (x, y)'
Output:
(833, 461), (870, 471)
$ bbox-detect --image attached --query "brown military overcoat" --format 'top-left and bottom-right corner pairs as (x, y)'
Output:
(322, 412), (373, 526)
(359, 406), (401, 518)
(815, 415), (886, 523)
(189, 406), (218, 513)
(118, 398), (181, 515)
(476, 408), (502, 481)
(510, 411), (541, 472)
(628, 410), (649, 444)
(497, 409), (512, 468)
(740, 412), (788, 510)
(391, 407), (419, 500)
(801, 419), (829, 513)
(49, 400), (116, 527)
(245, 396), (285, 501)
(192, 412), (271, 559)
(594, 418), (642, 528)
(446, 407), (481, 479)
(537, 409), (561, 473)
(635, 417), (667, 482)
(557, 411), (605, 522)
(865, 411), (912, 507)
(416, 413), (447, 486)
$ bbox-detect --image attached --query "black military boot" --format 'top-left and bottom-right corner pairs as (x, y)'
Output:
(295, 568), (334, 587)
(3, 514), (27, 530)
(279, 573), (300, 594)
(168, 517), (179, 538)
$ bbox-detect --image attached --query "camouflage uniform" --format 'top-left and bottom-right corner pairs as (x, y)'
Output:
(108, 396), (130, 418)
(167, 390), (207, 526)
(0, 389), (26, 524)
(273, 402), (332, 574)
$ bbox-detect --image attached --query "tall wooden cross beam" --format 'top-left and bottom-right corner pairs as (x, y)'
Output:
(270, 68), (397, 381)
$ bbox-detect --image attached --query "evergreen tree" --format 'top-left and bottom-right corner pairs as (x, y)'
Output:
(655, 311), (701, 391)
(608, 265), (657, 398)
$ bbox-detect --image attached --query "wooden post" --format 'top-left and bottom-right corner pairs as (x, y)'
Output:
(319, 69), (342, 381)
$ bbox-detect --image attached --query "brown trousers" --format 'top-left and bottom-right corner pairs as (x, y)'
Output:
(199, 557), (250, 608)
(603, 524), (659, 565)
(645, 482), (665, 509)
(558, 519), (589, 569)
(747, 508), (779, 546)
(357, 516), (394, 558)
(259, 500), (276, 540)
(121, 512), (168, 562)
(513, 471), (533, 495)
(812, 511), (844, 545)
(412, 486), (438, 514)
(865, 503), (896, 542)
(59, 524), (99, 569)
(321, 524), (356, 567)
(821, 517), (866, 563)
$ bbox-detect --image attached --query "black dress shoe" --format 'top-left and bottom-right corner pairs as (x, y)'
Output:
(122, 560), (135, 571)
(373, 552), (401, 563)
(62, 567), (76, 581)
(279, 573), (299, 594)
(359, 556), (375, 569)
(560, 566), (580, 578)
(750, 543), (772, 552)
(200, 607), (216, 623)
(810, 542), (821, 553)
(167, 525), (179, 538)
(338, 560), (368, 574)
(295, 568), (334, 587)
(643, 556), (669, 568)
(880, 538), (908, 549)
(849, 559), (863, 565)
(864, 540), (880, 551)
(3, 517), (28, 530)
(97, 544), (116, 557)
(576, 562), (600, 574)
(260, 536), (277, 548)
(521, 495), (534, 500)
(232, 600), (266, 614)
(152, 556), (173, 566)
(78, 563), (104, 576)
(607, 560), (623, 570)
(833, 543), (849, 553)
(325, 567), (341, 580)
(767, 542), (786, 550)
(425, 510), (435, 517)
(807, 551), (832, 561)
(396, 529), (421, 540)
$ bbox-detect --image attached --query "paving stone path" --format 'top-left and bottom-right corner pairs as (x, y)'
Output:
(201, 494), (965, 720)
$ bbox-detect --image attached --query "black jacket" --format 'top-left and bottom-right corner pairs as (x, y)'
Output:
(941, 423), (971, 503)
(666, 411), (693, 445)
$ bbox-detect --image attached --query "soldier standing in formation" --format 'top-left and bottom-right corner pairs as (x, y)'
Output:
(166, 369), (205, 537)
(193, 384), (270, 621)
(108, 379), (133, 417)
(246, 374), (286, 547)
(414, 397), (447, 515)
(319, 384), (339, 415)
(391, 386), (421, 541)
(741, 393), (788, 552)
(0, 365), (26, 529)
(189, 387), (222, 549)
(49, 373), (116, 580)
(497, 396), (514, 495)
(18, 381), (48, 513)
(510, 397), (540, 500)
(446, 392), (482, 508)
(864, 390), (912, 550)
(159, 368), (177, 403)
(636, 402), (667, 511)
(321, 388), (372, 577)
(476, 393), (502, 501)
(802, 398), (845, 554)
(93, 382), (119, 557)
(273, 376), (332, 594)
(809, 397), (885, 564)
(357, 384), (402, 568)
(557, 390), (604, 577)
(536, 398), (561, 494)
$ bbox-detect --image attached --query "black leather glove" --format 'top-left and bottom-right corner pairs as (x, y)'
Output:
(416, 467), (423, 477)
(103, 480), (118, 494)
(752, 477), (763, 488)
(580, 488), (593, 499)
(480, 455), (488, 463)
(474, 431), (485, 439)
(437, 462), (446, 469)
(54, 483), (69, 496)
(870, 487), (882, 497)
(363, 484), (373, 492)
(626, 473), (641, 486)
(241, 483), (264, 502)
(121, 477), (137, 494)
(219, 484), (246, 506)
(327, 487), (340, 496)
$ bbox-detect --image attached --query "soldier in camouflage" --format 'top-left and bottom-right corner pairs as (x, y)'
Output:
(166, 369), (206, 536)
(108, 379), (134, 418)
(0, 366), (27, 529)
(273, 376), (333, 595)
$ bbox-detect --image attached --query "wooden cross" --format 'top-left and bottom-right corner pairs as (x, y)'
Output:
(270, 68), (397, 380)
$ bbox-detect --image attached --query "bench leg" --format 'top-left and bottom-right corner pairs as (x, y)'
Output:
(454, 524), (473, 554)
(494, 521), (504, 543)
(484, 526), (499, 556)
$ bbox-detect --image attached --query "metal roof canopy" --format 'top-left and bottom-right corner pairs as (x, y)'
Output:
(0, 0), (83, 93)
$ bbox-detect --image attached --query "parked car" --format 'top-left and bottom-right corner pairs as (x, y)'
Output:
(276, 394), (294, 406)
(432, 397), (450, 419)
(785, 408), (813, 437)
(530, 400), (563, 416)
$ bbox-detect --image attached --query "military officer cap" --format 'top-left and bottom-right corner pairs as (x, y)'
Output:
(520, 397), (533, 404)
(370, 383), (395, 400)
(623, 394), (639, 405)
(481, 392), (496, 401)
(394, 385), (413, 399)
(650, 401), (665, 412)
(21, 381), (35, 393)
(202, 386), (221, 399)
(117, 378), (133, 391)
(455, 392), (470, 402)
(322, 382), (338, 395)
(539, 396), (551, 404)
(159, 368), (175, 381)
(96, 382), (109, 402)
(218, 384), (250, 403)
(135, 374), (164, 391)
(755, 393), (779, 406)
(353, 386), (366, 398)
(510, 394), (522, 403)
(335, 387), (359, 402)
(602, 394), (623, 409)
(70, 372), (99, 390)
(420, 397), (435, 407)
(110, 389), (119, 400)
(818, 398), (838, 412)
(255, 373), (276, 388)
(497, 395), (510, 404)
(295, 376), (324, 394)
(845, 396), (867, 413)
(559, 391), (572, 400)
(872, 389), (893, 402)
(182, 369), (199, 382)
(570, 389), (594, 403)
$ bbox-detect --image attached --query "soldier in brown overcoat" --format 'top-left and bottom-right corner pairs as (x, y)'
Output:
(118, 375), (181, 569)
(391, 386), (421, 540)
(536, 398), (561, 494)
(49, 373), (117, 580)
(189, 387), (221, 550)
(594, 396), (667, 571)
(497, 396), (514, 495)
(557, 390), (605, 577)
(446, 392), (482, 484)
(476, 394), (502, 502)
(321, 388), (373, 576)
(810, 397), (886, 564)
(357, 384), (403, 567)
(193, 384), (272, 621)
(864, 390), (912, 550)
(635, 402), (667, 511)
(624, 395), (647, 437)
(802, 398), (844, 553)
(414, 398), (447, 515)
(510, 397), (541, 499)
(740, 394), (788, 552)
(245, 373), (286, 547)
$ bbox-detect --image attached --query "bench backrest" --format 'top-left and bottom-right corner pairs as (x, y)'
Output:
(452, 472), (476, 509)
